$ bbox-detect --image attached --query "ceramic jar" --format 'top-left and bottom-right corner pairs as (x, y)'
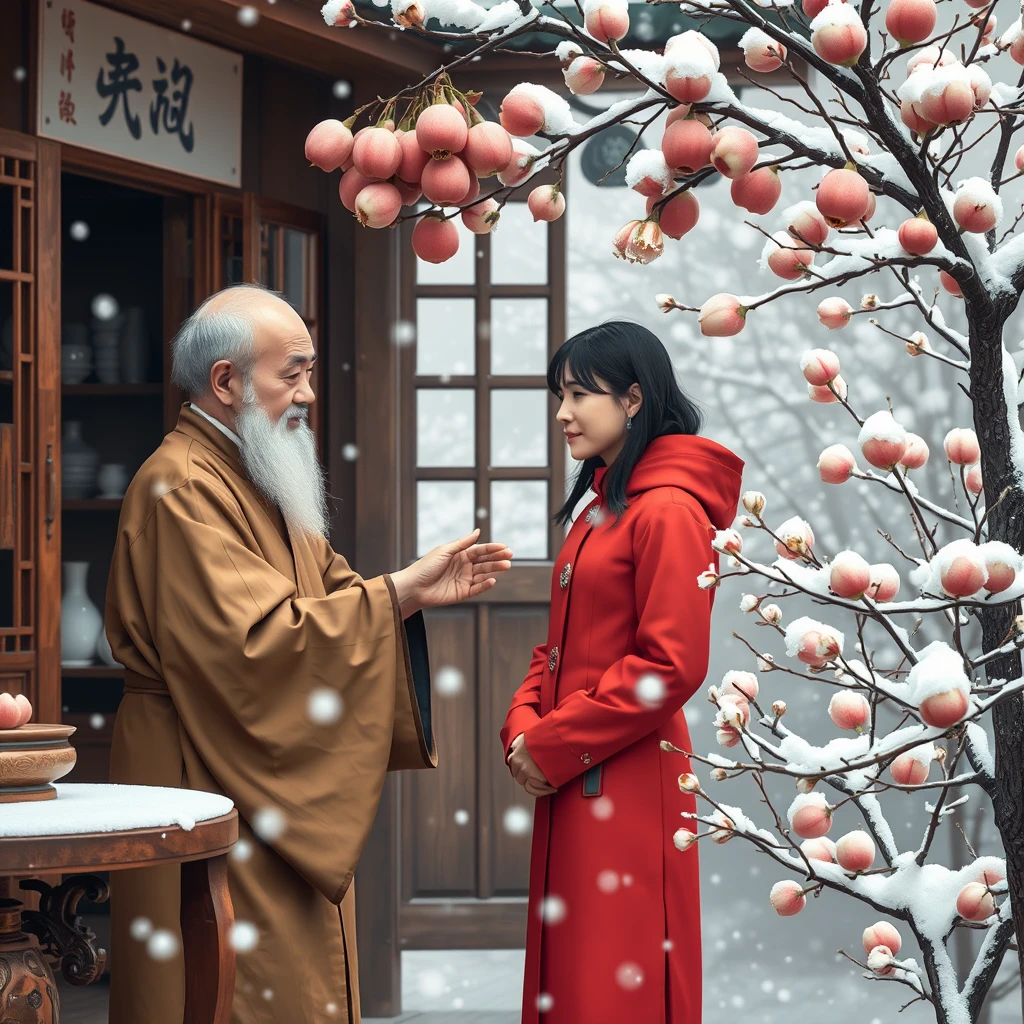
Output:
(60, 561), (103, 667)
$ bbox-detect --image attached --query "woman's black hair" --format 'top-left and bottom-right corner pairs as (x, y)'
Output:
(549, 320), (705, 526)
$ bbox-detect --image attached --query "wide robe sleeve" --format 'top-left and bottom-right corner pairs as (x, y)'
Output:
(499, 642), (549, 757)
(121, 476), (428, 905)
(524, 498), (715, 789)
(319, 544), (436, 773)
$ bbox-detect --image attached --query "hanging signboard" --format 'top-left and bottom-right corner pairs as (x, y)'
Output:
(38, 0), (242, 187)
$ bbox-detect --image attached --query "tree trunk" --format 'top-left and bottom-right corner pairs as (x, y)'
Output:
(970, 304), (1024, 1024)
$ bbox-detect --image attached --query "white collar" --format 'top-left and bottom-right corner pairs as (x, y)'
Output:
(189, 403), (242, 447)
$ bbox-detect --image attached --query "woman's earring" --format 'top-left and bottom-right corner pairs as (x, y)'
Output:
(627, 415), (632, 431)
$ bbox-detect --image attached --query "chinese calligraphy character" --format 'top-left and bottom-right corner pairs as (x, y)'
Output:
(60, 49), (75, 83)
(96, 37), (142, 140)
(58, 91), (77, 125)
(150, 57), (195, 153)
(61, 8), (75, 44)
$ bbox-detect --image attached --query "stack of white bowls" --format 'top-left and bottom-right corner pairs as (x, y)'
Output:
(61, 324), (93, 384)
(91, 314), (124, 384)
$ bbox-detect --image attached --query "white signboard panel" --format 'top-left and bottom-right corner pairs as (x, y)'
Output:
(38, 0), (242, 186)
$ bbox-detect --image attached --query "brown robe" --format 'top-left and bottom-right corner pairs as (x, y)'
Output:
(104, 405), (435, 1024)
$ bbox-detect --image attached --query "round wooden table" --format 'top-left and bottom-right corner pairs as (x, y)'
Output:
(0, 783), (239, 1023)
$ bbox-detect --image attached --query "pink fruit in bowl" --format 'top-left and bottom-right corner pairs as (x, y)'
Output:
(14, 694), (32, 727)
(0, 693), (21, 729)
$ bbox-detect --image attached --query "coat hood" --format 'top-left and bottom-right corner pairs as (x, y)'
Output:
(592, 433), (745, 530)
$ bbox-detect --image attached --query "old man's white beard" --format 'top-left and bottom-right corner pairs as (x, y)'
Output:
(236, 385), (329, 539)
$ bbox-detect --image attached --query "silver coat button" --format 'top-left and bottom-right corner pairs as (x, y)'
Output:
(585, 504), (600, 524)
(559, 562), (572, 589)
(548, 646), (559, 672)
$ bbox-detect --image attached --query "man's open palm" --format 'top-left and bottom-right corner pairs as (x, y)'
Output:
(412, 529), (513, 607)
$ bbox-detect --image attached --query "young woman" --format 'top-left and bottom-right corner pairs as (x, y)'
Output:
(500, 320), (744, 1024)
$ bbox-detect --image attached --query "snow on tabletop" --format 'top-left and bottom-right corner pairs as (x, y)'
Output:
(0, 784), (234, 838)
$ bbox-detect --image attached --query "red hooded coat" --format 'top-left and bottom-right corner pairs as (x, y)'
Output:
(500, 434), (744, 1024)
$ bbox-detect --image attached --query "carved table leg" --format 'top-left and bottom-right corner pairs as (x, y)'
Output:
(181, 854), (235, 1024)
(0, 896), (60, 1023)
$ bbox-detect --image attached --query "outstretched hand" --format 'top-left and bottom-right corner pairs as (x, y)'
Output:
(411, 528), (513, 609)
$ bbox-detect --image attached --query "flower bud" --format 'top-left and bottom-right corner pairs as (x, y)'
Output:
(861, 293), (878, 309)
(673, 827), (699, 851)
(678, 772), (701, 793)
(761, 604), (783, 624)
(796, 776), (816, 793)
(655, 293), (677, 313)
(710, 767), (728, 781)
(772, 699), (787, 716)
(742, 490), (766, 515)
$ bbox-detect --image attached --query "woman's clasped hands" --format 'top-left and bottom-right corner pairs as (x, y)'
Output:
(507, 733), (557, 797)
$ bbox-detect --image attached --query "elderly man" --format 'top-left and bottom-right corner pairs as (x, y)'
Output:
(105, 284), (513, 1024)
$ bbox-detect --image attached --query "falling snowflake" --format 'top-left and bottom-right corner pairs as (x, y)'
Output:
(777, 989), (792, 1003)
(537, 993), (554, 1011)
(181, 19), (192, 31)
(91, 294), (119, 321)
(13, 68), (26, 83)
(503, 805), (531, 835)
(475, 506), (488, 519)
(229, 921), (259, 953)
(341, 444), (359, 461)
(326, 1004), (338, 1016)
(69, 221), (90, 242)
(597, 870), (620, 893)
(252, 806), (286, 842)
(129, 916), (152, 941)
(147, 929), (179, 961)
(663, 939), (674, 951)
(231, 838), (253, 863)
(635, 673), (667, 708)
(89, 713), (105, 729)
(590, 796), (614, 820)
(392, 320), (415, 347)
(539, 895), (567, 924)
(453, 997), (465, 1008)
(417, 969), (447, 998)
(332, 80), (352, 100)
(454, 809), (470, 825)
(237, 5), (260, 26)
(307, 687), (343, 725)
(436, 666), (465, 696)
(615, 962), (644, 991)
(261, 989), (273, 1001)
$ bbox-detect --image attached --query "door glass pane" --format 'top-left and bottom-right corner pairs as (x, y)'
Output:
(491, 204), (547, 285)
(491, 299), (547, 376)
(417, 389), (475, 467)
(221, 214), (243, 285)
(416, 298), (475, 376)
(418, 481), (475, 556)
(491, 390), (548, 467)
(416, 214), (476, 285)
(491, 481), (548, 559)
(282, 228), (313, 317)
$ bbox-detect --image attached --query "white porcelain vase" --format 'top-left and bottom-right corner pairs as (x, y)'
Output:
(61, 561), (103, 667)
(96, 629), (122, 668)
(97, 463), (129, 499)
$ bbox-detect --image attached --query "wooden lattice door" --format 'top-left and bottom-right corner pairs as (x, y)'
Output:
(0, 129), (61, 724)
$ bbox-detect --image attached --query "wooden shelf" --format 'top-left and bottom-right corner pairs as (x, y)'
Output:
(0, 370), (12, 382)
(62, 499), (123, 511)
(62, 383), (163, 396)
(62, 666), (124, 679)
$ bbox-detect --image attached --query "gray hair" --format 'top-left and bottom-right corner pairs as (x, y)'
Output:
(170, 284), (270, 399)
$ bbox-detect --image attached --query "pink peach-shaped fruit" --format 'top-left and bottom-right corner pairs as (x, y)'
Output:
(1016, 145), (1024, 173)
(665, 104), (693, 127)
(420, 155), (471, 205)
(808, 376), (847, 404)
(323, 0), (356, 25)
(900, 98), (937, 135)
(917, 80), (974, 125)
(721, 671), (759, 701)
(462, 198), (500, 234)
(954, 191), (998, 233)
(497, 140), (537, 187)
(898, 216), (938, 255)
(956, 882), (995, 922)
(795, 631), (831, 667)
(499, 87), (546, 138)
(866, 563), (900, 602)
(354, 182), (402, 228)
(792, 802), (833, 839)
(351, 126), (402, 180)
(305, 119), (355, 172)
(890, 751), (931, 785)
(662, 119), (714, 175)
(802, 0), (843, 16)
(395, 179), (422, 207)
(0, 692), (20, 729)
(767, 233), (814, 280)
(786, 203), (829, 246)
(770, 880), (807, 916)
(585, 0), (629, 43)
(920, 688), (969, 728)
(775, 521), (815, 560)
(982, 555), (1015, 594)
(13, 693), (32, 727)
(396, 130), (430, 185)
(394, 0), (424, 27)
(698, 293), (747, 337)
(710, 127), (759, 180)
(940, 271), (963, 297)
(829, 551), (872, 599)
(816, 169), (870, 228)
(339, 168), (375, 213)
(885, 0), (937, 46)
(817, 296), (854, 330)
(648, 191), (700, 240)
(802, 348), (841, 386)
(459, 175), (481, 207)
(944, 427), (980, 465)
(463, 121), (514, 176)
(861, 426), (908, 470)
(863, 921), (902, 955)
(730, 167), (782, 215)
(416, 103), (468, 159)
(528, 185), (565, 222)
(818, 444), (856, 484)
(940, 556), (985, 597)
(976, 862), (1006, 886)
(900, 433), (930, 470)
(907, 44), (957, 72)
(564, 56), (606, 96)
(868, 945), (896, 975)
(965, 462), (983, 496)
(858, 190), (877, 227)
(801, 836), (838, 863)
(836, 830), (876, 871)
(828, 690), (871, 731)
(665, 64), (713, 104)
(412, 214), (460, 264)
(744, 37), (787, 73)
(812, 19), (868, 67)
